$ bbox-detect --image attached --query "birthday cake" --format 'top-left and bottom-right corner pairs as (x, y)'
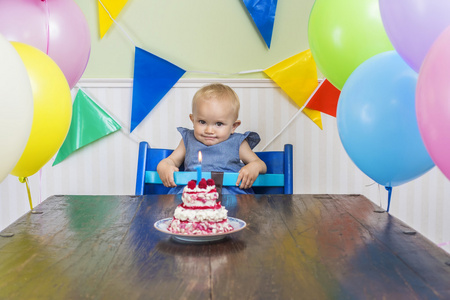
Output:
(167, 178), (234, 235)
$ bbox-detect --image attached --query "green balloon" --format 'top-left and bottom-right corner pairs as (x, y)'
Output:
(308, 0), (393, 90)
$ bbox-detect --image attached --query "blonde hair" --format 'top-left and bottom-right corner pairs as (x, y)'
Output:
(192, 83), (240, 120)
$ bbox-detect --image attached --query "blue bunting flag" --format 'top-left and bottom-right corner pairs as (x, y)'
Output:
(242, 0), (278, 49)
(130, 47), (186, 132)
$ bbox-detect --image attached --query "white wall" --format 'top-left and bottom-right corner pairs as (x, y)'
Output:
(1, 78), (449, 253)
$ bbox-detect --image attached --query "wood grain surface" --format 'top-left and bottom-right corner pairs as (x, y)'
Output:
(1, 194), (449, 299)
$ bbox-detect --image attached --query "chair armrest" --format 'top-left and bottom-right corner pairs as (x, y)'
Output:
(145, 171), (284, 187)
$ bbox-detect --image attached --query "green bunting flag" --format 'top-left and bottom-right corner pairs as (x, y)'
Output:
(53, 90), (122, 166)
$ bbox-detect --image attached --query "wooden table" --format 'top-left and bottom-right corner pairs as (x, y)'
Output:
(1, 194), (450, 299)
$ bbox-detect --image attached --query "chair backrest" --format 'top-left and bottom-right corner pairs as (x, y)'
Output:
(253, 145), (293, 194)
(135, 141), (293, 195)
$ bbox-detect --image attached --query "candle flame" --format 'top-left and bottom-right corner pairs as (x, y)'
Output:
(198, 151), (202, 163)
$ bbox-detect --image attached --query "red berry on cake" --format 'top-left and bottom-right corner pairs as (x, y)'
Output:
(206, 179), (215, 186)
(198, 179), (207, 189)
(187, 180), (197, 189)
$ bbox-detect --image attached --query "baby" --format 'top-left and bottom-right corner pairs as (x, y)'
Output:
(157, 83), (267, 194)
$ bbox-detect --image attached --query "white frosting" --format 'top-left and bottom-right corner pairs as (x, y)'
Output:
(182, 184), (218, 206)
(173, 206), (228, 222)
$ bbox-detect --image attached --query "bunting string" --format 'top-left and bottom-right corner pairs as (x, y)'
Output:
(97, 0), (324, 139)
(186, 69), (265, 76)
(261, 79), (324, 151)
(97, 0), (267, 76)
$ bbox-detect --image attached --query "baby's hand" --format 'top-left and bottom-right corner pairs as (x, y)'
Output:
(236, 163), (260, 190)
(157, 160), (179, 187)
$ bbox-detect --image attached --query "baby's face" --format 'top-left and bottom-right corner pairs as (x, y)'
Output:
(190, 97), (240, 146)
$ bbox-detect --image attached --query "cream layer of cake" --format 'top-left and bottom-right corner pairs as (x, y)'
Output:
(181, 184), (218, 207)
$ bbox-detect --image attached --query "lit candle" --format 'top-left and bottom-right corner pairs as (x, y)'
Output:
(196, 151), (202, 182)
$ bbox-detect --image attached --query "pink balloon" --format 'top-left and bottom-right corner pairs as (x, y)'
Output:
(0, 0), (90, 89)
(379, 0), (450, 73)
(416, 26), (450, 181)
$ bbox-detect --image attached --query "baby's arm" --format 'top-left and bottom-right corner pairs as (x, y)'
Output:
(236, 140), (267, 189)
(156, 140), (186, 187)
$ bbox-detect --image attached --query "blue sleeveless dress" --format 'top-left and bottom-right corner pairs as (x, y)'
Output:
(168, 127), (261, 194)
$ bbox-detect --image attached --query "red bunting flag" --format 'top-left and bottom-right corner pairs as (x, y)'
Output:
(306, 79), (341, 117)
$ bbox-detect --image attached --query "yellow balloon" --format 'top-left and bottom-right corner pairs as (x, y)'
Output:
(10, 42), (72, 177)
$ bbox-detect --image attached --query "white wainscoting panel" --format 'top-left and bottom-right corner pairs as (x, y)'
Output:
(1, 78), (449, 253)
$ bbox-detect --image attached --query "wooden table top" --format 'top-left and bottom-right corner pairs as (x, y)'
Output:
(1, 194), (449, 299)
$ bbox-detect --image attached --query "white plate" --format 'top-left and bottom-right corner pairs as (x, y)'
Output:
(154, 217), (246, 243)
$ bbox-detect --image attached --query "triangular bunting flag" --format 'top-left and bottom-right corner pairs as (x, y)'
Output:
(242, 0), (278, 49)
(306, 79), (341, 117)
(264, 49), (323, 129)
(130, 47), (186, 132)
(98, 0), (129, 38)
(53, 90), (122, 166)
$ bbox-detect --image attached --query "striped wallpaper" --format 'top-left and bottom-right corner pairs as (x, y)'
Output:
(1, 78), (449, 253)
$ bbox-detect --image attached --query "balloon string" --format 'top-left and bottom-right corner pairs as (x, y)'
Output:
(44, 0), (50, 55)
(385, 186), (392, 212)
(39, 169), (42, 205)
(19, 177), (33, 210)
(438, 241), (450, 247)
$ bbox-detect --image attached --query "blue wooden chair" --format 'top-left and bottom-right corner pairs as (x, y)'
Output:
(135, 141), (293, 195)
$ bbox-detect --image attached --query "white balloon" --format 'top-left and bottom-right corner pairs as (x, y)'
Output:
(0, 34), (33, 183)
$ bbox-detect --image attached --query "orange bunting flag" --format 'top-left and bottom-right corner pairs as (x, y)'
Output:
(306, 79), (341, 117)
(264, 49), (323, 129)
(98, 0), (129, 38)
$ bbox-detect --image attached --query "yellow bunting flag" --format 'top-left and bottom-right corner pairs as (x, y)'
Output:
(264, 49), (322, 129)
(98, 0), (129, 38)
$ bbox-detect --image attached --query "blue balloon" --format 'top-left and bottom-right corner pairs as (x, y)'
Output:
(336, 51), (434, 187)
